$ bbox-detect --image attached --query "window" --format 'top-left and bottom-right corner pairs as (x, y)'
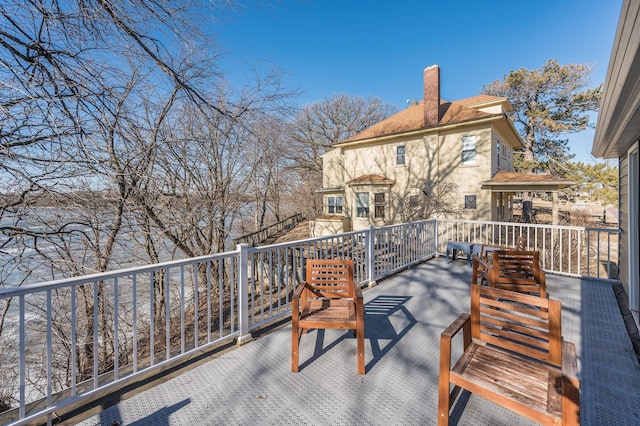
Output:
(496, 141), (500, 167)
(462, 135), (476, 165)
(409, 195), (420, 208)
(356, 192), (369, 218)
(374, 193), (385, 219)
(464, 195), (477, 209)
(328, 196), (343, 214)
(396, 145), (406, 165)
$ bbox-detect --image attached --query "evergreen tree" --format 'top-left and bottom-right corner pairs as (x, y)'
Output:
(483, 59), (602, 175)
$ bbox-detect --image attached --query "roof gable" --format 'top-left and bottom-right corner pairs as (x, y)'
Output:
(340, 95), (510, 144)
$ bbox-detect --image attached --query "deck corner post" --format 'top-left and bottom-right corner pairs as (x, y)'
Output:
(367, 225), (376, 285)
(236, 243), (253, 344)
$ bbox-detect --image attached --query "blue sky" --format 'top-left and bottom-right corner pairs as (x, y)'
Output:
(213, 1), (622, 163)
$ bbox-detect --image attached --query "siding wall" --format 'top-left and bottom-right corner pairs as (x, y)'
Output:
(619, 154), (629, 294)
(619, 143), (640, 322)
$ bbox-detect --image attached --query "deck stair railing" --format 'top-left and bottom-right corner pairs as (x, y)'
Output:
(0, 218), (619, 425)
(233, 213), (306, 247)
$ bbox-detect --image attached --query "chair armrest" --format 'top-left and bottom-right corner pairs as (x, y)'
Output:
(561, 340), (580, 424)
(562, 341), (579, 383)
(439, 313), (472, 400)
(293, 281), (307, 300)
(441, 313), (471, 341)
(292, 282), (309, 320)
(473, 255), (490, 269)
(353, 284), (364, 301)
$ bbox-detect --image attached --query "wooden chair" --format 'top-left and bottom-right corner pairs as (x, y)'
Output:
(438, 285), (580, 425)
(471, 236), (527, 281)
(472, 249), (547, 298)
(291, 259), (365, 374)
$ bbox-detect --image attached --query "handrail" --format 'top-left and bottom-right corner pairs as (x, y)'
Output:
(232, 213), (306, 246)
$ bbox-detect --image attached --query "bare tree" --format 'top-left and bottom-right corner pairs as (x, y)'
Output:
(0, 0), (245, 408)
(244, 114), (300, 231)
(286, 94), (396, 214)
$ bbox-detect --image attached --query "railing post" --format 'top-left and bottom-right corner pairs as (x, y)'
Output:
(367, 225), (377, 286)
(434, 219), (439, 256)
(236, 244), (253, 344)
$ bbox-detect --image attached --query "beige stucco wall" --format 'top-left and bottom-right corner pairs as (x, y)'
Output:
(318, 120), (520, 233)
(322, 148), (345, 189)
(309, 216), (351, 237)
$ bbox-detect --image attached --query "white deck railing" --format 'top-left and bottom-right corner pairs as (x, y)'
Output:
(436, 219), (620, 279)
(0, 218), (618, 425)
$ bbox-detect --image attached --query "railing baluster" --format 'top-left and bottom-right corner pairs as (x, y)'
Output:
(180, 266), (185, 354)
(46, 290), (52, 410)
(19, 295), (25, 420)
(132, 275), (138, 374)
(206, 262), (211, 342)
(194, 265), (199, 348)
(597, 231), (602, 278)
(219, 258), (224, 337)
(114, 277), (119, 380)
(165, 268), (170, 361)
(229, 256), (240, 334)
(577, 230), (582, 275)
(150, 272), (155, 366)
(93, 280), (99, 387)
(71, 285), (77, 394)
(607, 231), (612, 279)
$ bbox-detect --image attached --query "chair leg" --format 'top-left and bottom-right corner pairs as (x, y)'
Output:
(356, 325), (365, 375)
(291, 323), (300, 373)
(437, 376), (450, 426)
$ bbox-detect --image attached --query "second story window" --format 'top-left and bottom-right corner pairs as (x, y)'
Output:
(496, 141), (500, 168)
(462, 135), (476, 165)
(356, 192), (369, 218)
(328, 196), (343, 214)
(396, 145), (406, 165)
(374, 193), (385, 219)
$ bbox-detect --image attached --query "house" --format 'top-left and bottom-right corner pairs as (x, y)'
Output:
(311, 65), (570, 237)
(592, 0), (640, 327)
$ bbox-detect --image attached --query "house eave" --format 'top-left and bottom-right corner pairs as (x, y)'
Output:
(315, 187), (345, 194)
(334, 115), (517, 148)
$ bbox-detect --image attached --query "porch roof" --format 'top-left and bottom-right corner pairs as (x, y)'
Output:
(480, 170), (574, 192)
(347, 174), (395, 186)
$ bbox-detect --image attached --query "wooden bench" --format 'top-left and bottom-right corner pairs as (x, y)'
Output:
(472, 249), (547, 298)
(438, 284), (579, 425)
(291, 259), (365, 374)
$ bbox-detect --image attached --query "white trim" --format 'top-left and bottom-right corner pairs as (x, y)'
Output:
(628, 141), (639, 315)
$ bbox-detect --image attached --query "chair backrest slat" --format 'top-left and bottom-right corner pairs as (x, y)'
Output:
(305, 259), (354, 298)
(470, 284), (562, 366)
(488, 249), (546, 297)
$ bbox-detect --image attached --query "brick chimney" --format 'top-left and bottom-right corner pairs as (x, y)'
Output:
(423, 65), (440, 127)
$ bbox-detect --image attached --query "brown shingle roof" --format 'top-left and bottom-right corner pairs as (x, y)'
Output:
(485, 170), (573, 185)
(340, 95), (506, 144)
